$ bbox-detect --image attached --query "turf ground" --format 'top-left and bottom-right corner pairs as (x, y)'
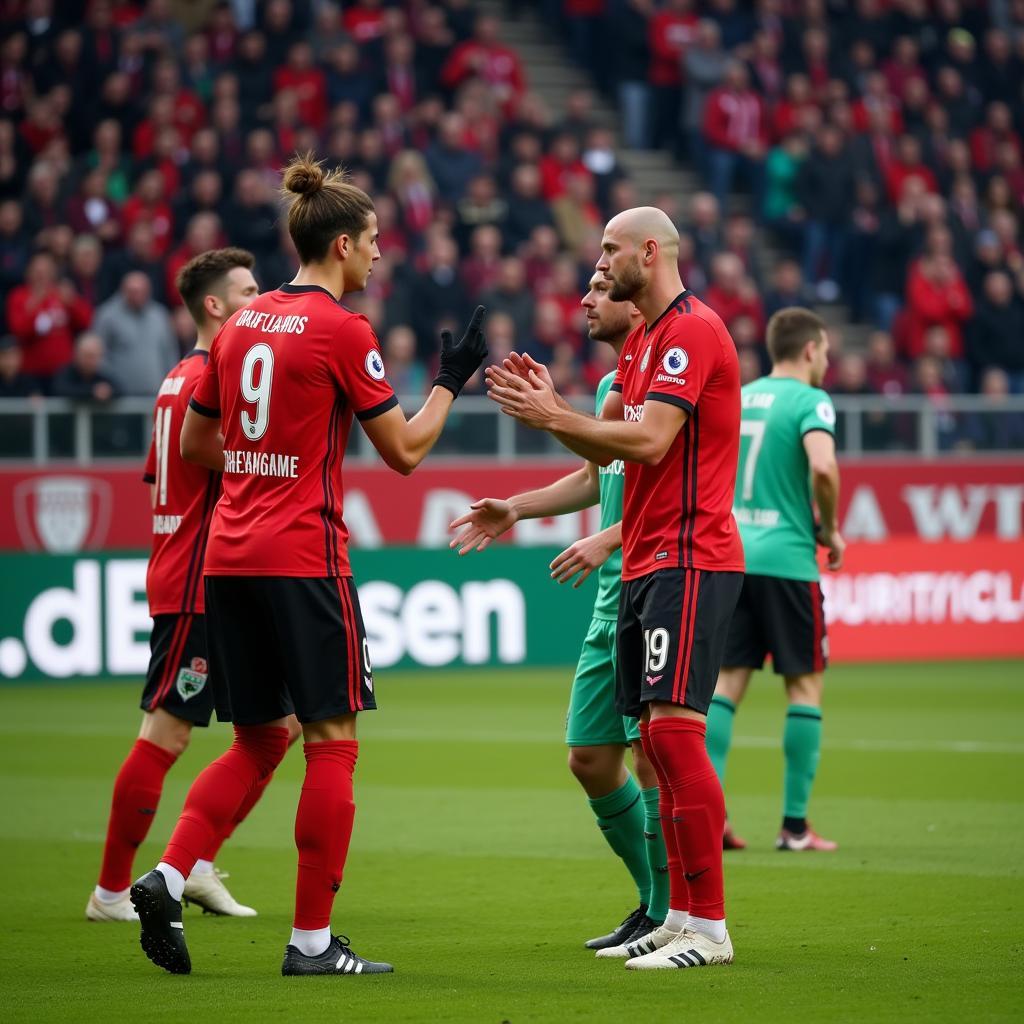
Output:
(1, 661), (1022, 1023)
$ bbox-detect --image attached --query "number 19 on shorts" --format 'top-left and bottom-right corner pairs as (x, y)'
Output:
(644, 627), (670, 674)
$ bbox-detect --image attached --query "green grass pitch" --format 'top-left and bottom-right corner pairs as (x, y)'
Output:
(1, 661), (1022, 1023)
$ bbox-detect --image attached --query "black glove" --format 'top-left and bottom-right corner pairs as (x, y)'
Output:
(433, 305), (488, 398)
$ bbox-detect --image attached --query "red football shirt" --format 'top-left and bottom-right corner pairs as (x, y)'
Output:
(612, 290), (744, 580)
(143, 350), (221, 615)
(190, 284), (397, 577)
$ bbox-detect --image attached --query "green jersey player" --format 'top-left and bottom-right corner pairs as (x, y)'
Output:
(450, 275), (669, 955)
(707, 307), (845, 852)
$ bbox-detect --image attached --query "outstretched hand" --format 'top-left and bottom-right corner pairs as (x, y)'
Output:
(433, 305), (488, 397)
(550, 531), (616, 588)
(448, 497), (519, 555)
(485, 363), (562, 430)
(502, 352), (574, 411)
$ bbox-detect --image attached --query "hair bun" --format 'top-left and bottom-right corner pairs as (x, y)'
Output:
(282, 156), (324, 197)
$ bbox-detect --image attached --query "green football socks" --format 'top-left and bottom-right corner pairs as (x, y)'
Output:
(783, 704), (823, 820)
(705, 695), (737, 783)
(640, 786), (668, 923)
(588, 776), (650, 908)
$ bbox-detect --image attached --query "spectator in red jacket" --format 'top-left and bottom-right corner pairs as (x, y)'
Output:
(703, 60), (767, 209)
(441, 14), (525, 116)
(884, 134), (939, 205)
(119, 168), (173, 256)
(903, 242), (974, 359)
(343, 0), (386, 46)
(6, 251), (92, 385)
(648, 0), (698, 147)
(273, 40), (327, 132)
(705, 252), (764, 334)
(539, 132), (591, 201)
(970, 102), (1024, 174)
(163, 212), (224, 306)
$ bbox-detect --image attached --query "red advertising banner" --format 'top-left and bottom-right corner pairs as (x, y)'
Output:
(823, 539), (1024, 662)
(1, 459), (1022, 553)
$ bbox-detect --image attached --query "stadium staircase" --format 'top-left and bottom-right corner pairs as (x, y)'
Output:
(483, 0), (869, 348)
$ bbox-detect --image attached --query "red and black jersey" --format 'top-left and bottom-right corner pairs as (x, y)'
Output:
(612, 290), (744, 580)
(190, 284), (397, 578)
(143, 349), (221, 615)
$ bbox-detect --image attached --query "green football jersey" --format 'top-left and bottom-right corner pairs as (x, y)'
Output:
(593, 372), (624, 621)
(734, 376), (836, 582)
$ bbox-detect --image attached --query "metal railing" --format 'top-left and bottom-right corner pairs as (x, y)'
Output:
(1, 394), (1023, 464)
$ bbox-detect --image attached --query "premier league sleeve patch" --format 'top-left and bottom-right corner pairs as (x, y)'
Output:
(365, 349), (386, 380)
(176, 657), (209, 701)
(663, 347), (689, 375)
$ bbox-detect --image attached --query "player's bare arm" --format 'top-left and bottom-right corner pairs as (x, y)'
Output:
(362, 306), (487, 475)
(180, 406), (226, 472)
(486, 363), (686, 467)
(449, 463), (598, 555)
(805, 430), (845, 570)
(551, 520), (623, 589)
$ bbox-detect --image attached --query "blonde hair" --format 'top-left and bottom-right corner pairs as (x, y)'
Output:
(280, 152), (375, 263)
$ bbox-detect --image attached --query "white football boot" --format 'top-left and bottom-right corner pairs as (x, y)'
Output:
(625, 927), (734, 970)
(182, 869), (257, 916)
(596, 923), (683, 959)
(85, 890), (139, 922)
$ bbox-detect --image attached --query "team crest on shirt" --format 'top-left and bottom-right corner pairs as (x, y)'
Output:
(365, 349), (386, 380)
(176, 658), (209, 701)
(663, 347), (688, 375)
(640, 346), (651, 372)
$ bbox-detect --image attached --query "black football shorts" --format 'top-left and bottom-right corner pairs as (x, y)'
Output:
(722, 574), (828, 677)
(616, 567), (742, 718)
(204, 576), (376, 726)
(141, 613), (215, 726)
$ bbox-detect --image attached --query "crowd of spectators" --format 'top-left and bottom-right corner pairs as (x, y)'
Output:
(0, 0), (1020, 455)
(556, 0), (1024, 403)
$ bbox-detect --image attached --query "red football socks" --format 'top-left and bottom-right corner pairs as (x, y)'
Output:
(162, 725), (290, 878)
(98, 738), (178, 892)
(647, 716), (726, 921)
(293, 740), (359, 931)
(201, 771), (274, 862)
(640, 720), (688, 915)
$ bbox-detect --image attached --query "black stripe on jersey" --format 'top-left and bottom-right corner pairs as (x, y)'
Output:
(685, 407), (699, 564)
(179, 473), (219, 614)
(183, 348), (209, 363)
(320, 395), (344, 577)
(645, 290), (695, 335)
(356, 395), (399, 421)
(143, 473), (156, 484)
(645, 392), (695, 413)
(189, 397), (220, 418)
(279, 282), (339, 302)
(609, 382), (622, 393)
(801, 427), (834, 439)
(186, 473), (221, 613)
(678, 413), (690, 566)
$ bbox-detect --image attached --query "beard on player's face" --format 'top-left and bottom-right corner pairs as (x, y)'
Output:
(607, 254), (645, 302)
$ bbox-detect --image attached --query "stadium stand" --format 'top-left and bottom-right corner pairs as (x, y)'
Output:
(0, 0), (1021, 423)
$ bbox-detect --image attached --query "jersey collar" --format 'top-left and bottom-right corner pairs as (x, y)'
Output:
(645, 290), (694, 335)
(184, 347), (208, 362)
(279, 282), (341, 303)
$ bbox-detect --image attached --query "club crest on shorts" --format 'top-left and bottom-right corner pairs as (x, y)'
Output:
(176, 658), (209, 701)
(663, 347), (688, 375)
(640, 346), (651, 372)
(365, 349), (386, 380)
